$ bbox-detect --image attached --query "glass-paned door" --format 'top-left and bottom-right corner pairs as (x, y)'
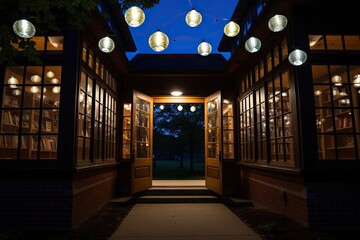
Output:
(132, 90), (153, 193)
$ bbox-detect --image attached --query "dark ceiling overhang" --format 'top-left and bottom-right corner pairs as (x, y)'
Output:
(129, 54), (228, 72)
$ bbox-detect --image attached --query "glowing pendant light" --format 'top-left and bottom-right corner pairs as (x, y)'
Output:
(31, 74), (41, 83)
(7, 76), (19, 85)
(268, 14), (288, 32)
(197, 41), (212, 56)
(245, 37), (261, 53)
(224, 21), (240, 37)
(124, 6), (145, 27)
(98, 36), (115, 53)
(149, 30), (169, 52)
(13, 19), (36, 38)
(353, 74), (360, 88)
(185, 8), (202, 27)
(288, 49), (307, 66)
(331, 75), (342, 86)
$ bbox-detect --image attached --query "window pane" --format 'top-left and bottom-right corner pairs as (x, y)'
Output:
(309, 35), (325, 50)
(326, 35), (343, 50)
(344, 35), (360, 50)
(47, 36), (64, 52)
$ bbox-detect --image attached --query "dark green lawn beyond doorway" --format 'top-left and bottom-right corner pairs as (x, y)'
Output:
(153, 160), (205, 180)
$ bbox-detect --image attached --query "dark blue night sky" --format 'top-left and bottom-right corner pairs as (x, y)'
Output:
(125, 0), (238, 60)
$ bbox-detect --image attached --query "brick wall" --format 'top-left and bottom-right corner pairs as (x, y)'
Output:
(240, 169), (308, 226)
(71, 168), (117, 228)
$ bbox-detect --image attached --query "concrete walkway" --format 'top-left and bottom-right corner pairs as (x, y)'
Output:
(109, 203), (262, 240)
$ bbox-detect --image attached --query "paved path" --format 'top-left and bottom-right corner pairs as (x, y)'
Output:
(109, 203), (262, 240)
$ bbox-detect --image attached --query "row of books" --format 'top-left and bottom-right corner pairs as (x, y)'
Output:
(32, 137), (57, 151)
(2, 111), (31, 128)
(0, 135), (28, 148)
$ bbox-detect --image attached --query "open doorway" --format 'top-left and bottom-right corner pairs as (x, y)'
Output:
(153, 103), (205, 180)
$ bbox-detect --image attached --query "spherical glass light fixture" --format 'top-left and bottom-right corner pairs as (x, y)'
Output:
(331, 75), (342, 86)
(190, 106), (196, 112)
(149, 30), (169, 52)
(13, 19), (36, 38)
(31, 74), (41, 83)
(30, 86), (40, 93)
(98, 36), (115, 53)
(185, 8), (202, 27)
(177, 105), (183, 111)
(7, 76), (19, 85)
(46, 71), (55, 78)
(224, 21), (240, 37)
(124, 6), (145, 27)
(52, 86), (61, 94)
(197, 41), (212, 56)
(51, 78), (59, 84)
(245, 37), (261, 53)
(353, 74), (360, 88)
(268, 14), (288, 32)
(159, 105), (165, 110)
(288, 49), (307, 66)
(12, 89), (22, 96)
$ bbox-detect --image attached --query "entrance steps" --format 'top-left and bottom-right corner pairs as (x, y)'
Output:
(120, 186), (254, 206)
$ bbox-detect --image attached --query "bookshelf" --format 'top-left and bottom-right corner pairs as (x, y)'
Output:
(122, 103), (132, 159)
(0, 66), (61, 160)
(222, 100), (234, 159)
(315, 85), (357, 160)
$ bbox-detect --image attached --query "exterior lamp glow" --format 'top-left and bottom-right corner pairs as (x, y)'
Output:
(224, 21), (240, 37)
(332, 75), (342, 86)
(171, 91), (182, 96)
(288, 49), (307, 66)
(245, 37), (261, 53)
(149, 30), (169, 52)
(159, 105), (165, 110)
(177, 105), (183, 111)
(268, 14), (288, 32)
(190, 106), (196, 112)
(13, 19), (36, 38)
(185, 8), (202, 27)
(124, 6), (145, 27)
(198, 41), (212, 56)
(98, 37), (115, 53)
(353, 74), (360, 88)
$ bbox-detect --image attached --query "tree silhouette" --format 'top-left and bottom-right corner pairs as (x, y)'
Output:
(0, 0), (159, 65)
(153, 104), (204, 172)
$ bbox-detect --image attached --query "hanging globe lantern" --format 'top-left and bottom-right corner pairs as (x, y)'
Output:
(98, 37), (115, 53)
(245, 37), (261, 53)
(13, 19), (36, 38)
(224, 21), (240, 37)
(190, 106), (196, 112)
(148, 30), (169, 52)
(268, 14), (288, 32)
(288, 49), (307, 66)
(185, 8), (202, 27)
(177, 105), (183, 111)
(124, 6), (145, 27)
(197, 41), (212, 56)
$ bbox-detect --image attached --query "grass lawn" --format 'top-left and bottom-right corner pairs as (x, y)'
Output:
(153, 159), (205, 180)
